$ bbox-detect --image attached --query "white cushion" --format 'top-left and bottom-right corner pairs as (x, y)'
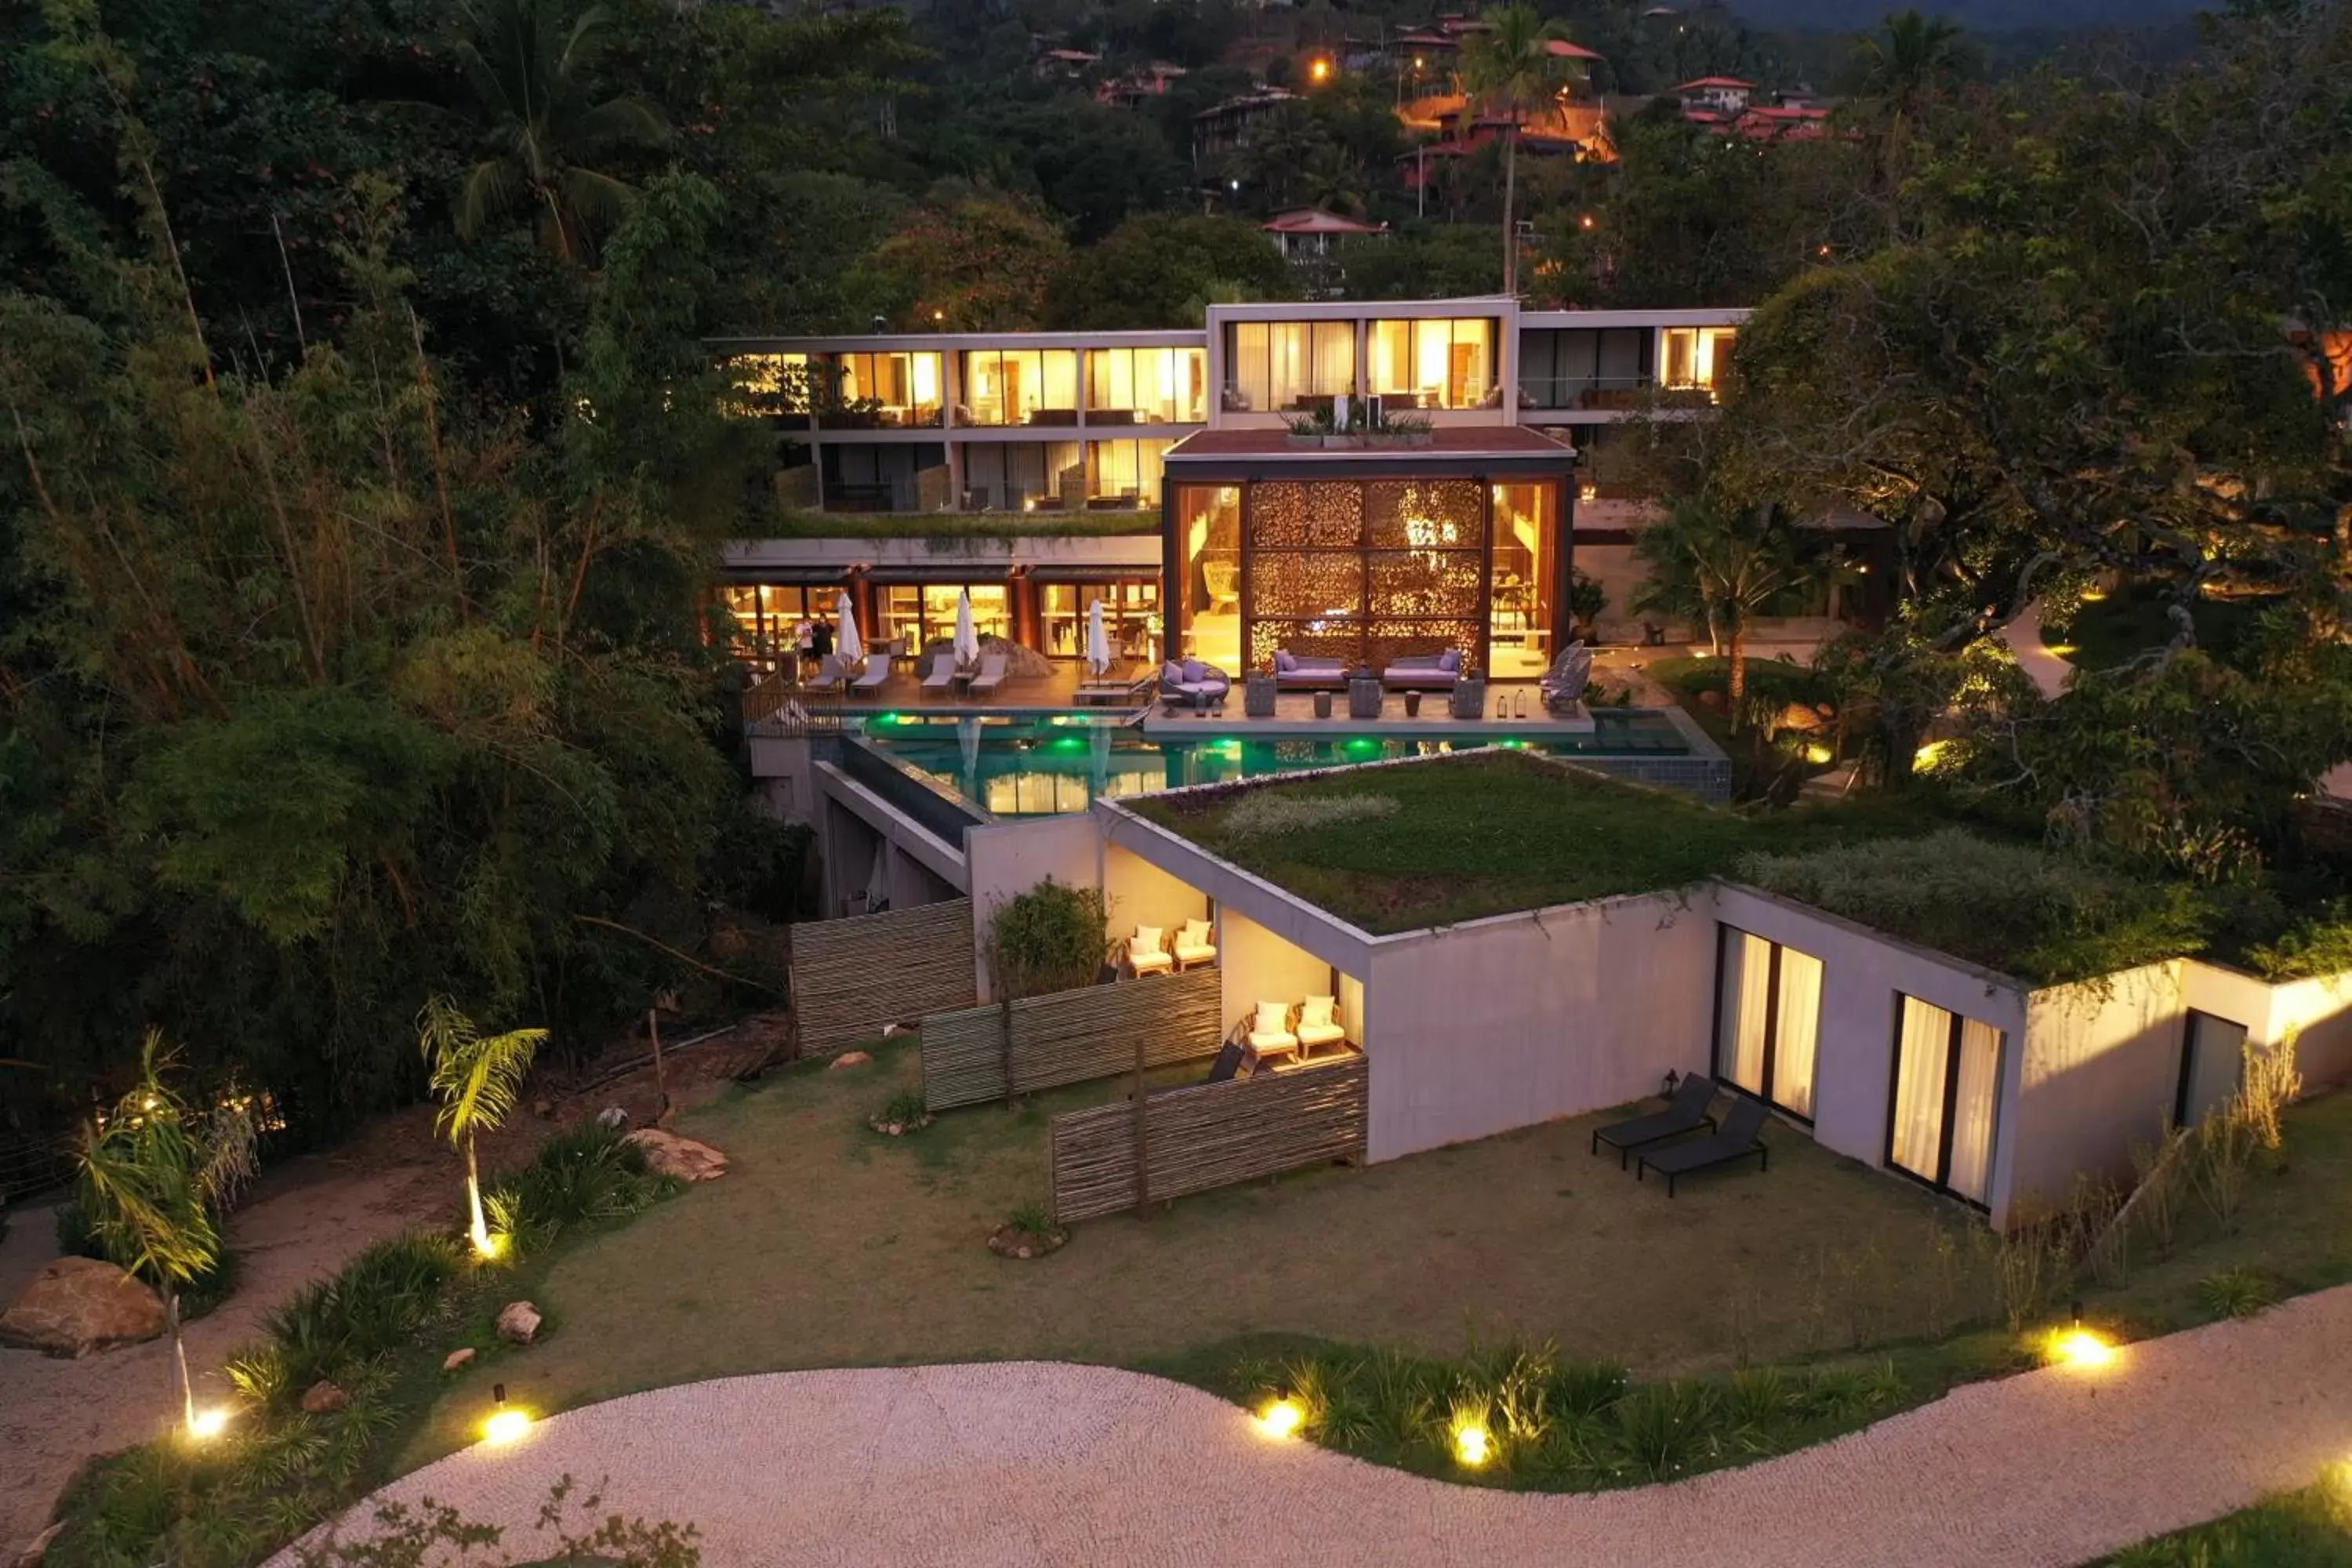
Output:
(1179, 919), (1212, 949)
(1299, 996), (1336, 1029)
(1131, 926), (1165, 956)
(1254, 1001), (1290, 1035)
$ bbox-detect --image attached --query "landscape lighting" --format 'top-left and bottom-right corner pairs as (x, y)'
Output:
(1452, 1418), (1493, 1467)
(2049, 1302), (2115, 1370)
(1255, 1397), (1305, 1439)
(483, 1382), (533, 1445)
(186, 1407), (230, 1441)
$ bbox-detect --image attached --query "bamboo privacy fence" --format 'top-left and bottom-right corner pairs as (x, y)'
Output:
(919, 968), (1225, 1111)
(1050, 1054), (1369, 1223)
(790, 898), (975, 1055)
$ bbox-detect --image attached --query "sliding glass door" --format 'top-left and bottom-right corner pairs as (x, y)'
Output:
(1888, 996), (2002, 1205)
(1715, 927), (1822, 1120)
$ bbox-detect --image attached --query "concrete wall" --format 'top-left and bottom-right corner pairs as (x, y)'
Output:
(2264, 971), (2352, 1090)
(964, 814), (1102, 1001)
(1710, 886), (2028, 1210)
(1104, 842), (1214, 950)
(1360, 891), (1716, 1163)
(2010, 963), (2187, 1221)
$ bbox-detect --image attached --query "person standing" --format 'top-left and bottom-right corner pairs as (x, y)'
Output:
(810, 619), (835, 662)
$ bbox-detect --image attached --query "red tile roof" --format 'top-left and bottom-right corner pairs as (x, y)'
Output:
(1261, 208), (1387, 236)
(1545, 39), (1604, 60)
(1675, 76), (1755, 90)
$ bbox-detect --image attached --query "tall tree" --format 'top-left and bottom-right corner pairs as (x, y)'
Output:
(1633, 500), (1817, 724)
(1461, 3), (1584, 296)
(452, 0), (669, 264)
(1850, 9), (1974, 118)
(77, 1035), (257, 1436)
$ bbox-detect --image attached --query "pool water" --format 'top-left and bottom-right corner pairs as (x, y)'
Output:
(857, 711), (1697, 819)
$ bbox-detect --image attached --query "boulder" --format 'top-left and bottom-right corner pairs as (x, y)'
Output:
(442, 1347), (477, 1373)
(595, 1105), (630, 1130)
(0, 1257), (166, 1358)
(1775, 702), (1827, 735)
(11, 1521), (65, 1568)
(495, 1301), (542, 1345)
(301, 1380), (350, 1414)
(828, 1050), (873, 1069)
(532, 1098), (555, 1120)
(625, 1128), (728, 1182)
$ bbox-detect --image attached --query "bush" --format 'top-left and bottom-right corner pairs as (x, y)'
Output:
(984, 878), (1110, 1000)
(2195, 1267), (2279, 1320)
(484, 1121), (670, 1253)
(55, 1199), (239, 1320)
(258, 1230), (466, 1393)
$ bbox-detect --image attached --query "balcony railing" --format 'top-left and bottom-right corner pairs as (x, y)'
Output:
(1517, 376), (1719, 412)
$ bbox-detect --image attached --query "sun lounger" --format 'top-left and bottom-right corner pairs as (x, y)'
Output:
(967, 652), (1008, 697)
(808, 654), (850, 694)
(1638, 1098), (1771, 1196)
(919, 653), (956, 695)
(1590, 1073), (1719, 1169)
(849, 655), (890, 695)
(1205, 1039), (1246, 1083)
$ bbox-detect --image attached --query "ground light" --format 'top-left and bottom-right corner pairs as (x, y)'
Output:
(2047, 1302), (2117, 1370)
(185, 1407), (230, 1441)
(1254, 1397), (1305, 1439)
(483, 1382), (533, 1445)
(1452, 1418), (1493, 1468)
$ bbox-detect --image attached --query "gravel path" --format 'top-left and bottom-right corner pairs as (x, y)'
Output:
(285, 1283), (2352, 1568)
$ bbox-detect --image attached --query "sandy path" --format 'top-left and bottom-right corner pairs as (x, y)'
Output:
(281, 1283), (2352, 1568)
(0, 1156), (448, 1553)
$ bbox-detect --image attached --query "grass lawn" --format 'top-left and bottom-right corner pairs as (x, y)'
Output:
(2097, 1468), (2352, 1566)
(2056, 584), (2277, 673)
(398, 1036), (1995, 1472)
(1125, 750), (1940, 934)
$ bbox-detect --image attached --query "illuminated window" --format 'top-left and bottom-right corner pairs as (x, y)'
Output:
(1040, 580), (1160, 659)
(959, 349), (1078, 426)
(826, 352), (944, 426)
(1368, 318), (1497, 409)
(1715, 927), (1822, 1121)
(1224, 322), (1356, 412)
(1086, 347), (1208, 423)
(1889, 995), (2002, 1205)
(1661, 327), (1739, 396)
(1084, 438), (1172, 505)
(730, 354), (811, 416)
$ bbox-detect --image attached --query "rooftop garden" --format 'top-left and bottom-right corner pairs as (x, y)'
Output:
(1127, 750), (2352, 985)
(764, 506), (1159, 540)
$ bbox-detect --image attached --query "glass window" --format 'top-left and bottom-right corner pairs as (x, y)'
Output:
(1661, 327), (1739, 397)
(730, 354), (811, 416)
(1715, 927), (1823, 1121)
(958, 349), (1077, 426)
(1086, 347), (1208, 424)
(1224, 321), (1356, 412)
(1083, 438), (1171, 506)
(1490, 482), (1561, 678)
(826, 352), (944, 426)
(1368, 318), (1497, 409)
(1040, 580), (1160, 661)
(915, 584), (1009, 646)
(1174, 485), (1242, 670)
(718, 584), (831, 667)
(1889, 995), (2002, 1204)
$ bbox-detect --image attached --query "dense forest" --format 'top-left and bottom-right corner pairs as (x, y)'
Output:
(1, 0), (2347, 1154)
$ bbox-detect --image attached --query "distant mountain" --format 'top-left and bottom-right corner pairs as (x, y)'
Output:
(1722, 0), (2208, 31)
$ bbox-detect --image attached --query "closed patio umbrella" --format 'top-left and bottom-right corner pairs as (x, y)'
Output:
(953, 588), (980, 668)
(1085, 597), (1112, 677)
(834, 590), (863, 664)
(1087, 721), (1110, 803)
(956, 716), (981, 781)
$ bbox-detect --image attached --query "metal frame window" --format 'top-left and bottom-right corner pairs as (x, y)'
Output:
(1885, 995), (2002, 1207)
(1711, 925), (1822, 1123)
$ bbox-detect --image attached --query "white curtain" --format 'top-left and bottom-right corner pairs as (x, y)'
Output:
(1947, 1018), (2002, 1203)
(1890, 998), (1953, 1183)
(1773, 949), (1823, 1120)
(2184, 1014), (2248, 1126)
(1718, 931), (1772, 1095)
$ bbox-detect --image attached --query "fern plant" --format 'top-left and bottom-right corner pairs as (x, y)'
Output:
(417, 996), (546, 1258)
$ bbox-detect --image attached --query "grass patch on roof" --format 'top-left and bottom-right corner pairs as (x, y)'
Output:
(1127, 750), (1934, 935)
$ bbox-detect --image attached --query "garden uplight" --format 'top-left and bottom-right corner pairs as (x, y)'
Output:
(1452, 1418), (1493, 1468)
(2049, 1327), (2114, 1369)
(1255, 1397), (1305, 1439)
(186, 1406), (230, 1441)
(484, 1383), (533, 1445)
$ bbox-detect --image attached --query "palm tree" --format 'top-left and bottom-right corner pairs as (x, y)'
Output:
(1460, 3), (1585, 297)
(1633, 500), (1815, 728)
(78, 1033), (257, 1437)
(452, 0), (668, 265)
(1853, 10), (1971, 118)
(419, 996), (546, 1258)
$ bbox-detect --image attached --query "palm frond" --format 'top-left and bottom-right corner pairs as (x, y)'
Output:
(572, 96), (668, 151)
(419, 995), (545, 1140)
(457, 158), (528, 243)
(558, 165), (638, 233)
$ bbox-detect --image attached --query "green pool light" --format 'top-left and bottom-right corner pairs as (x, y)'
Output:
(1345, 736), (1379, 753)
(877, 713), (905, 726)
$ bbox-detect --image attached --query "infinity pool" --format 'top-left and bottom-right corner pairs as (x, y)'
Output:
(855, 710), (1714, 818)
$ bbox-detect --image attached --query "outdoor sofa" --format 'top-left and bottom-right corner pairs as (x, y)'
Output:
(1382, 649), (1465, 691)
(1272, 650), (1348, 691)
(1160, 659), (1231, 712)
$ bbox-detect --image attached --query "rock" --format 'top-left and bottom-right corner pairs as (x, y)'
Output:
(0, 1257), (166, 1358)
(879, 1023), (912, 1040)
(443, 1347), (477, 1373)
(829, 1050), (873, 1069)
(1776, 702), (1827, 734)
(532, 1098), (555, 1119)
(495, 1301), (542, 1345)
(1696, 689), (1726, 711)
(12, 1521), (64, 1568)
(300, 1379), (349, 1414)
(595, 1105), (630, 1130)
(625, 1128), (728, 1181)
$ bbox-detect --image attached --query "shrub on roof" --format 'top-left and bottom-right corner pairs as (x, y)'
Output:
(1733, 829), (2209, 984)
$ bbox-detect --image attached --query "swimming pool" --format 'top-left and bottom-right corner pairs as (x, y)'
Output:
(853, 710), (1725, 818)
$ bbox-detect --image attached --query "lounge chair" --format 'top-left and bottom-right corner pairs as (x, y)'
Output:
(1590, 1073), (1719, 1169)
(1173, 918), (1217, 971)
(1273, 650), (1348, 691)
(967, 652), (1008, 698)
(1639, 1098), (1772, 1196)
(849, 655), (890, 695)
(1541, 641), (1595, 713)
(1205, 1039), (1246, 1083)
(1127, 926), (1174, 978)
(1245, 1000), (1298, 1062)
(1160, 659), (1230, 713)
(1382, 649), (1464, 691)
(808, 654), (850, 694)
(1294, 995), (1345, 1055)
(919, 653), (956, 695)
